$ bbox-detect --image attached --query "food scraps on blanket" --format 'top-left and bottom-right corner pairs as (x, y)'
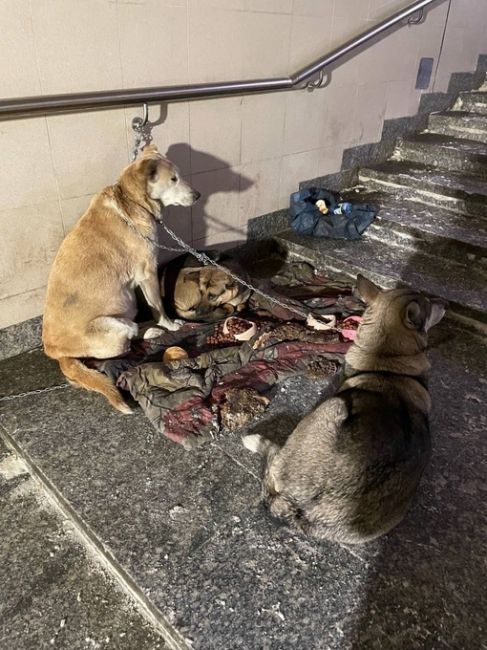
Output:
(220, 388), (270, 432)
(306, 313), (336, 331)
(340, 315), (361, 341)
(88, 262), (365, 449)
(222, 317), (256, 341)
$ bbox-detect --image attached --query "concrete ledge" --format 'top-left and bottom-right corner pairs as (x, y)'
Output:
(0, 315), (42, 362)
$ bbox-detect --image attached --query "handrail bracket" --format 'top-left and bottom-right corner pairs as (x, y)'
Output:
(304, 69), (330, 92)
(408, 8), (425, 24)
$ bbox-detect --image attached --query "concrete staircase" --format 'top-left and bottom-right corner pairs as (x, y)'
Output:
(276, 81), (487, 332)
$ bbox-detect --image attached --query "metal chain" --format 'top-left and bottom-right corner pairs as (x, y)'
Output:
(131, 123), (154, 162)
(116, 201), (310, 318)
(126, 130), (330, 324)
(155, 222), (310, 320)
(114, 207), (186, 253)
(131, 126), (144, 162)
(0, 383), (70, 403)
(115, 193), (314, 320)
(131, 104), (153, 162)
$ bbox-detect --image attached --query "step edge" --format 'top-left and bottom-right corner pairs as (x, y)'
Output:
(366, 217), (487, 257)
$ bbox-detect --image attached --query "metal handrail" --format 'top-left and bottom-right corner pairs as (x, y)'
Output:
(0, 0), (444, 120)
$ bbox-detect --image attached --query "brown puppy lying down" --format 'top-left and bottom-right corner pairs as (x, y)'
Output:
(161, 252), (251, 322)
(244, 275), (446, 544)
(42, 145), (200, 414)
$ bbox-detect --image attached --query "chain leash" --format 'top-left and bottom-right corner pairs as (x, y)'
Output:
(131, 103), (153, 161)
(127, 104), (338, 321)
(0, 383), (70, 403)
(156, 222), (310, 320)
(116, 200), (310, 320)
(128, 105), (307, 316)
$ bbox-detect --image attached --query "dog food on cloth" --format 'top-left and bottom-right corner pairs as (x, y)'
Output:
(289, 187), (378, 240)
(88, 263), (364, 449)
(206, 318), (255, 345)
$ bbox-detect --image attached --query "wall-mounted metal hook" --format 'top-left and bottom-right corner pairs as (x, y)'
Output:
(131, 102), (149, 132)
(408, 8), (424, 24)
(304, 68), (329, 91)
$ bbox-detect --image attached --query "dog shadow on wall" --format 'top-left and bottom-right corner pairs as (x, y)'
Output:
(156, 143), (254, 259)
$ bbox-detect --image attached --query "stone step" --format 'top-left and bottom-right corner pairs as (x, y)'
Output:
(455, 91), (487, 114)
(427, 111), (487, 143)
(393, 133), (487, 178)
(359, 161), (487, 217)
(275, 230), (487, 330)
(343, 189), (487, 253)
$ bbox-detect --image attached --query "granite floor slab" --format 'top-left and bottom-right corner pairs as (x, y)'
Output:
(0, 438), (169, 650)
(0, 322), (486, 649)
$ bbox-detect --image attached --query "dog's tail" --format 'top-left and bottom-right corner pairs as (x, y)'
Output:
(58, 357), (132, 415)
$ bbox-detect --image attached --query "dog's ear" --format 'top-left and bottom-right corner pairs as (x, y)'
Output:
(355, 275), (381, 304)
(404, 298), (446, 331)
(142, 144), (159, 155)
(404, 300), (424, 330)
(424, 299), (446, 331)
(183, 271), (201, 284)
(139, 157), (159, 182)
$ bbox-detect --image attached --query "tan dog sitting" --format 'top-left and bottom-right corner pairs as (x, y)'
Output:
(244, 276), (446, 544)
(43, 145), (200, 414)
(161, 253), (251, 322)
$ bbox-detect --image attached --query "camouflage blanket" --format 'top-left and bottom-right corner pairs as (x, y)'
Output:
(91, 262), (364, 449)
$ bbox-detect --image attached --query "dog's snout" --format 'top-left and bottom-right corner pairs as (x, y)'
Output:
(193, 190), (201, 201)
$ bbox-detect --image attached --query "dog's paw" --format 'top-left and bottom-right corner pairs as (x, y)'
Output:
(143, 327), (164, 340)
(242, 434), (263, 453)
(157, 318), (182, 332)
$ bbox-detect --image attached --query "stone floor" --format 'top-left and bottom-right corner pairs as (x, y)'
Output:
(0, 437), (169, 650)
(1, 316), (486, 649)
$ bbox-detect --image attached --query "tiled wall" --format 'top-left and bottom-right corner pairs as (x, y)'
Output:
(1, 0), (486, 328)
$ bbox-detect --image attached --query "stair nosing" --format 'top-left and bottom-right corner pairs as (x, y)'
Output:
(358, 162), (487, 215)
(398, 132), (487, 155)
(362, 208), (487, 254)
